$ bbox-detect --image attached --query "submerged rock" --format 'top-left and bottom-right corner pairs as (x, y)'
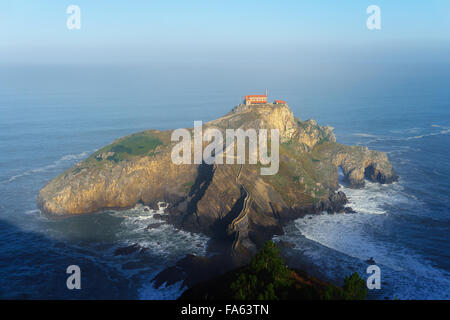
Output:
(113, 243), (142, 256)
(344, 207), (357, 214)
(145, 223), (164, 230)
(276, 240), (296, 249)
(152, 254), (236, 289)
(152, 214), (163, 220)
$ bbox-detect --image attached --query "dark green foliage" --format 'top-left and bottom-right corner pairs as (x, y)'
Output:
(97, 133), (163, 163)
(182, 241), (367, 300)
(342, 272), (367, 300)
(322, 272), (367, 300)
(229, 241), (367, 300)
(110, 144), (133, 154)
(230, 241), (293, 300)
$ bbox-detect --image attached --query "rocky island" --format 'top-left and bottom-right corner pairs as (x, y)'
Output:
(37, 103), (398, 259)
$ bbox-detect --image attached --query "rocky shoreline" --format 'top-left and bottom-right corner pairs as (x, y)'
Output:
(37, 103), (397, 267)
(150, 189), (355, 291)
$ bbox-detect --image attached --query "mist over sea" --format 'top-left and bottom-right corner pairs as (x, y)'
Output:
(0, 62), (449, 299)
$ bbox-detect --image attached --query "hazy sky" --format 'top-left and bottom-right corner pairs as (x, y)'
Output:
(1, 0), (450, 65)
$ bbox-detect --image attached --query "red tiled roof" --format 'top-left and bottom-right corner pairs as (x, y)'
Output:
(245, 95), (267, 98)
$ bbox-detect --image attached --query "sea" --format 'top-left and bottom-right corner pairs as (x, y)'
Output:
(0, 63), (449, 299)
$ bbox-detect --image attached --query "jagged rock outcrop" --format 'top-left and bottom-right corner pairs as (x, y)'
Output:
(327, 144), (398, 188)
(37, 103), (398, 253)
(214, 103), (297, 142)
(294, 119), (335, 151)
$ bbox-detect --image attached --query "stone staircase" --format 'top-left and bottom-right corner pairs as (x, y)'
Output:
(230, 165), (252, 253)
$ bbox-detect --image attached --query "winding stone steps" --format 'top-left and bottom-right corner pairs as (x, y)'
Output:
(230, 164), (252, 252)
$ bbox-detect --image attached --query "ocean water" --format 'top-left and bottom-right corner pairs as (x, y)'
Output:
(0, 64), (449, 299)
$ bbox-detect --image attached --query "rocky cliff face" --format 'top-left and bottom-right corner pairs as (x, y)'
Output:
(37, 103), (398, 253)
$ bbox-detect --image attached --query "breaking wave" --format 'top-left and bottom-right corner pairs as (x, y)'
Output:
(108, 203), (208, 299)
(41, 202), (210, 299)
(109, 203), (209, 259)
(353, 125), (450, 146)
(3, 151), (91, 183)
(111, 204), (209, 300)
(276, 179), (450, 299)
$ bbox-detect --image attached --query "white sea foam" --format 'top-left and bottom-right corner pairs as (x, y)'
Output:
(404, 128), (450, 140)
(276, 179), (450, 299)
(107, 204), (210, 299)
(44, 203), (210, 299)
(110, 204), (209, 258)
(339, 181), (412, 215)
(353, 133), (377, 138)
(24, 209), (40, 215)
(4, 151), (90, 183)
(353, 126), (450, 147)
